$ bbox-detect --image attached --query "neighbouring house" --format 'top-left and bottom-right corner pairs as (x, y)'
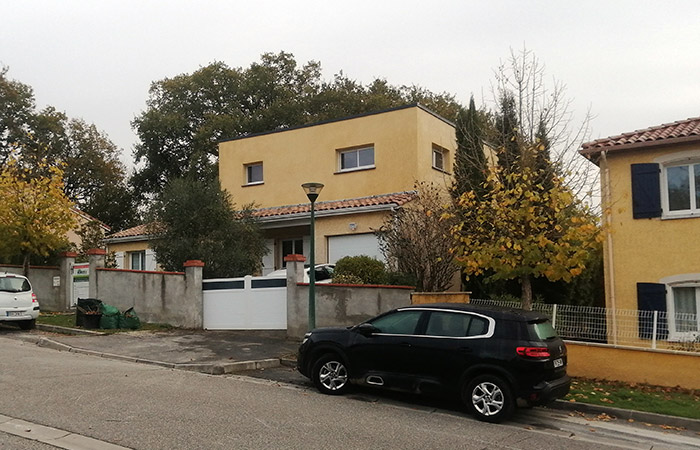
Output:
(103, 224), (158, 271)
(579, 116), (700, 341)
(218, 104), (458, 275)
(67, 208), (111, 248)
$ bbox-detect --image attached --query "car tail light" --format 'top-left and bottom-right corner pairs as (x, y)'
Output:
(517, 346), (550, 358)
(32, 293), (38, 303)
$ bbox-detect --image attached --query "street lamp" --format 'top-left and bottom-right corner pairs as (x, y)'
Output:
(302, 182), (324, 330)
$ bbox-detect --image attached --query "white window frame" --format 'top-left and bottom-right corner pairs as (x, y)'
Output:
(656, 151), (700, 219)
(245, 162), (264, 185)
(129, 251), (146, 271)
(432, 144), (447, 172)
(660, 274), (700, 340)
(338, 146), (375, 172)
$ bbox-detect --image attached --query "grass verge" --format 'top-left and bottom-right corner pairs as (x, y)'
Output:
(566, 377), (700, 420)
(37, 312), (174, 333)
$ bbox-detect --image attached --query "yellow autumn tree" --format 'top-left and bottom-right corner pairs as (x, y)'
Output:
(0, 157), (76, 275)
(450, 161), (601, 310)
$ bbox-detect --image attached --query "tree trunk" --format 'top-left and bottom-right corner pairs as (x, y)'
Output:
(22, 253), (30, 278)
(520, 274), (533, 310)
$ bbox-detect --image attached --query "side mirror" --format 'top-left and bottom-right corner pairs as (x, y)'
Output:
(354, 322), (379, 337)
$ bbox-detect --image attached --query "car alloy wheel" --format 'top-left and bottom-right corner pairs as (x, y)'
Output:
(312, 354), (349, 395)
(472, 381), (504, 416)
(464, 374), (514, 423)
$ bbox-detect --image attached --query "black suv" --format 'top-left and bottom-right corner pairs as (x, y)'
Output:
(297, 303), (570, 423)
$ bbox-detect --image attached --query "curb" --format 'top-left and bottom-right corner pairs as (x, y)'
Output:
(36, 324), (105, 336)
(548, 399), (700, 432)
(34, 337), (282, 376)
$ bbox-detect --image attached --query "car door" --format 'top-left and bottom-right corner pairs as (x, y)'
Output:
(346, 309), (426, 385)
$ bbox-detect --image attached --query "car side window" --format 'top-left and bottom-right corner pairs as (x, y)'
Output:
(425, 311), (490, 337)
(370, 310), (423, 335)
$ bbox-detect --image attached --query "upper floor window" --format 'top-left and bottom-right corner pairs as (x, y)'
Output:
(664, 162), (700, 214)
(432, 144), (447, 172)
(245, 163), (263, 185)
(130, 251), (146, 271)
(339, 146), (374, 172)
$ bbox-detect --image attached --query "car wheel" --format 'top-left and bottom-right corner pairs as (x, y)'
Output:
(463, 375), (514, 423)
(18, 319), (36, 330)
(312, 354), (350, 395)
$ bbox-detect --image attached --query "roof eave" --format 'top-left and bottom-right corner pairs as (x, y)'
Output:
(580, 134), (700, 159)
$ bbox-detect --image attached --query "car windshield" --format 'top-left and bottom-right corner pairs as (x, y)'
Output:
(0, 277), (31, 293)
(528, 320), (558, 340)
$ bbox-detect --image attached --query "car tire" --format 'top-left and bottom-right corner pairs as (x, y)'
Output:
(312, 353), (350, 395)
(463, 374), (514, 423)
(19, 319), (36, 330)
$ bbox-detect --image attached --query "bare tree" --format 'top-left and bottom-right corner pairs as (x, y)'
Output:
(377, 182), (458, 292)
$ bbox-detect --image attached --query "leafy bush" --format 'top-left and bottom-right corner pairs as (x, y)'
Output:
(332, 273), (365, 285)
(333, 255), (387, 285)
(386, 271), (417, 287)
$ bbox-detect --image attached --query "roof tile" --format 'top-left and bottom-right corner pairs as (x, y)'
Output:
(252, 192), (416, 218)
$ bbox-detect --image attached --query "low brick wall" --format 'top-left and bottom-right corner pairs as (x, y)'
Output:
(566, 341), (700, 389)
(411, 292), (470, 304)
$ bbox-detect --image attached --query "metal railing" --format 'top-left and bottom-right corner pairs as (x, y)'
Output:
(469, 299), (700, 353)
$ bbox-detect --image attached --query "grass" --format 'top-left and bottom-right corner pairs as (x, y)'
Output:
(566, 377), (700, 420)
(37, 312), (174, 333)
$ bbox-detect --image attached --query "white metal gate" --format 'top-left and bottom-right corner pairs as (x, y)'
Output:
(71, 262), (90, 307)
(202, 276), (287, 330)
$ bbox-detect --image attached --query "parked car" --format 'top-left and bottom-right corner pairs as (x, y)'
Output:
(297, 303), (570, 423)
(0, 272), (39, 330)
(266, 264), (335, 283)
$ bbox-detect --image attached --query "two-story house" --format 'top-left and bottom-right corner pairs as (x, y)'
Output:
(218, 104), (457, 275)
(580, 117), (700, 340)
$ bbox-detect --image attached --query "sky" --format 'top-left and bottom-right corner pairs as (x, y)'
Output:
(2, 1), (699, 170)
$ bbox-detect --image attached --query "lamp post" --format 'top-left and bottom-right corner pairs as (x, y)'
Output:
(302, 182), (324, 330)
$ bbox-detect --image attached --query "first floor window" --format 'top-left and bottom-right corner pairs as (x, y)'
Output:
(339, 146), (374, 172)
(245, 163), (263, 184)
(432, 144), (447, 171)
(671, 286), (700, 333)
(664, 162), (700, 213)
(130, 251), (146, 271)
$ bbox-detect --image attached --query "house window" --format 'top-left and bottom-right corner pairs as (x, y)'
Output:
(664, 162), (700, 214)
(432, 144), (447, 171)
(245, 163), (263, 185)
(281, 238), (303, 267)
(339, 146), (374, 172)
(129, 251), (146, 271)
(670, 286), (700, 335)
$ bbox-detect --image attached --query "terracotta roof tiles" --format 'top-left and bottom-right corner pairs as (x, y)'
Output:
(105, 223), (151, 239)
(252, 192), (416, 219)
(580, 116), (700, 156)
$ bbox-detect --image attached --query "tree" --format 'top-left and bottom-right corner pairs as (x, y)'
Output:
(451, 162), (601, 310)
(377, 182), (458, 292)
(0, 66), (35, 167)
(132, 52), (463, 199)
(452, 95), (488, 198)
(0, 156), (76, 275)
(147, 177), (267, 278)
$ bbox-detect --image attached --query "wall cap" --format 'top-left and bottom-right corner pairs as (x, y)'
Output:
(183, 260), (205, 268)
(86, 248), (107, 256)
(284, 254), (306, 262)
(59, 251), (78, 258)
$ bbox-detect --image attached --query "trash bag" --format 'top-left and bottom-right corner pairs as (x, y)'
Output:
(119, 307), (141, 330)
(99, 303), (121, 329)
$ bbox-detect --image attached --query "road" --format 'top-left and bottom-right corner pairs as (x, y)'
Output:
(1, 333), (698, 449)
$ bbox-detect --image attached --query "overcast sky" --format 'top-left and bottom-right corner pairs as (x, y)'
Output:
(2, 1), (699, 169)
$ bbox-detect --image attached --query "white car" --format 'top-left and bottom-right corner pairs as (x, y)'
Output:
(266, 264), (335, 283)
(0, 273), (39, 330)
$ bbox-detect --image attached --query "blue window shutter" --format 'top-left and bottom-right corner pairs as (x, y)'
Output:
(636, 282), (668, 340)
(631, 163), (661, 219)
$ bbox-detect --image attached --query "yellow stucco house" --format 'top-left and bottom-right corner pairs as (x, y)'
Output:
(580, 116), (700, 341)
(218, 104), (457, 274)
(103, 224), (158, 271)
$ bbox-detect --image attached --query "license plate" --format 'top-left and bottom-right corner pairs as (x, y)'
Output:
(6, 311), (23, 317)
(553, 358), (564, 368)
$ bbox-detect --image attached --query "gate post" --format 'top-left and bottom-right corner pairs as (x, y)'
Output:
(87, 248), (106, 299)
(184, 260), (204, 329)
(59, 252), (77, 310)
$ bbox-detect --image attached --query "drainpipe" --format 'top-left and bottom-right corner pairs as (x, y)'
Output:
(601, 151), (618, 345)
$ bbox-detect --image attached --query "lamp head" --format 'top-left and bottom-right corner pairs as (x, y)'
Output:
(302, 182), (324, 203)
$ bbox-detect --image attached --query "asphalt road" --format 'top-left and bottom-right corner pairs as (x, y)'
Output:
(2, 334), (699, 449)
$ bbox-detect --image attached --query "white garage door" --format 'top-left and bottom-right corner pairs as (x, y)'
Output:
(328, 233), (384, 263)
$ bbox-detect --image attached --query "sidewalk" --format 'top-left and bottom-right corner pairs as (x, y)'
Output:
(22, 324), (700, 433)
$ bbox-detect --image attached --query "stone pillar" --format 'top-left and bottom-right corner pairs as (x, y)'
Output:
(59, 252), (77, 310)
(183, 260), (204, 329)
(284, 254), (307, 338)
(87, 248), (106, 299)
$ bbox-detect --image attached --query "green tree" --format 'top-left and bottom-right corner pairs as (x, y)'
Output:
(377, 182), (458, 292)
(452, 96), (488, 198)
(147, 177), (267, 278)
(0, 66), (35, 166)
(0, 156), (76, 275)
